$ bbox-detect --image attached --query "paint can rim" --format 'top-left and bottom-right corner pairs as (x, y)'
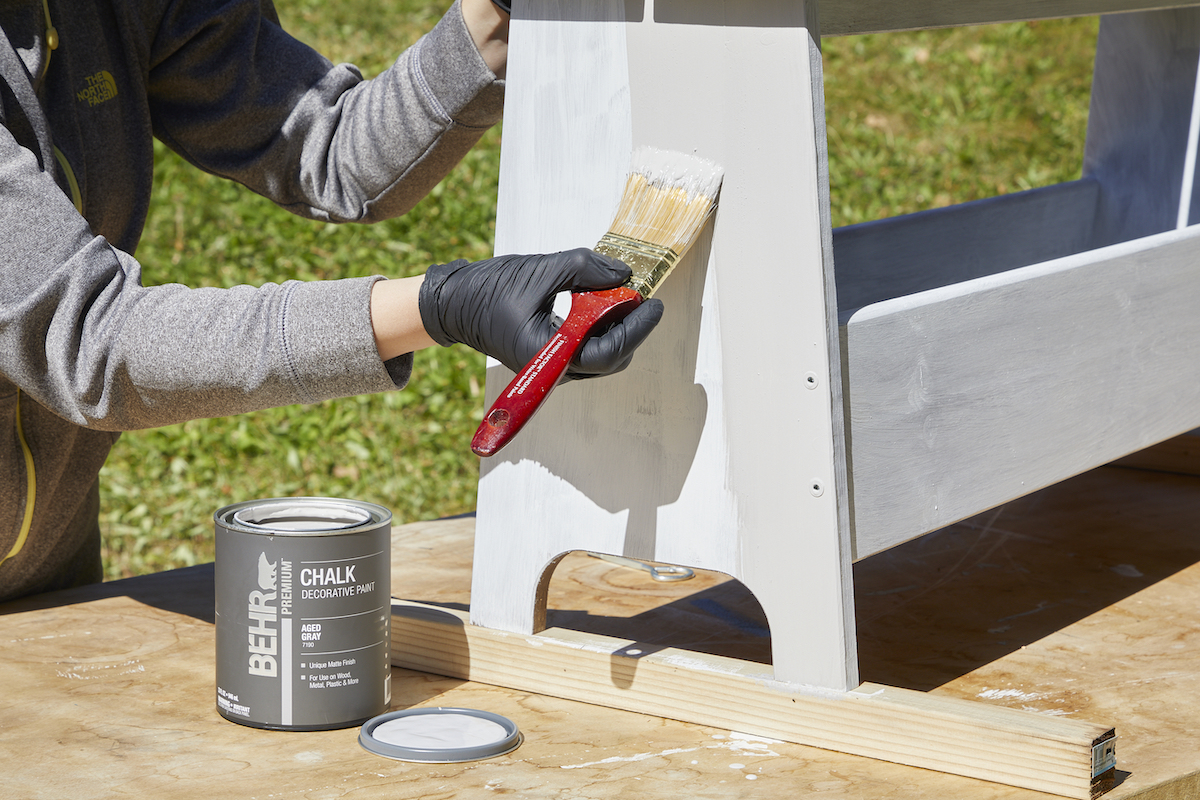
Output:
(215, 497), (391, 536)
(359, 707), (523, 763)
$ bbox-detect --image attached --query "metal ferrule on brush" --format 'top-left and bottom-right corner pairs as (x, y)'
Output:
(593, 232), (682, 300)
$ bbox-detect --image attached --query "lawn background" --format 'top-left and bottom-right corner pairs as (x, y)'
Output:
(99, 4), (1100, 579)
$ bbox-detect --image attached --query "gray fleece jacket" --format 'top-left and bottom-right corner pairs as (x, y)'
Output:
(0, 0), (504, 601)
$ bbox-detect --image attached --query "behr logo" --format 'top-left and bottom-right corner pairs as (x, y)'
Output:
(77, 71), (117, 107)
(247, 553), (278, 677)
(258, 552), (277, 591)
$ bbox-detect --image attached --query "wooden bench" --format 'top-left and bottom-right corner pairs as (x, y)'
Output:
(418, 2), (1200, 795)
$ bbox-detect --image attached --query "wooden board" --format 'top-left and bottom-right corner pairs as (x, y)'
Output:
(396, 466), (1200, 798)
(832, 178), (1101, 316)
(835, 7), (1200, 559)
(4, 465), (1200, 797)
(477, 0), (857, 691)
(816, 0), (1200, 36)
(845, 224), (1200, 558)
(1085, 10), (1200, 246)
(391, 600), (1115, 798)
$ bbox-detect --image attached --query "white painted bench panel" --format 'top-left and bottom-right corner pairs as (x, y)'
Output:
(471, 2), (1200, 694)
(846, 225), (1200, 559)
(475, 0), (858, 691)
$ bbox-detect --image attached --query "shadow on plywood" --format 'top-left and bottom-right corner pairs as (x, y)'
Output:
(535, 465), (1200, 694)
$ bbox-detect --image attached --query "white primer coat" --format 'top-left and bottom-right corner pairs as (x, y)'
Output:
(372, 714), (510, 750)
(474, 0), (857, 691)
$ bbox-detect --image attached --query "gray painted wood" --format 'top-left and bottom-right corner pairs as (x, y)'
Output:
(841, 7), (1200, 559)
(473, 0), (1200, 693)
(845, 225), (1200, 559)
(833, 179), (1100, 316)
(516, 0), (1200, 32)
(475, 0), (860, 690)
(819, 0), (1200, 36)
(1085, 9), (1200, 244)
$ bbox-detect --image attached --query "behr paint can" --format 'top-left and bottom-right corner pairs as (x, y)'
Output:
(214, 498), (392, 731)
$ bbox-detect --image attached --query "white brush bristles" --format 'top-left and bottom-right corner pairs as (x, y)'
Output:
(608, 147), (724, 255)
(630, 146), (724, 202)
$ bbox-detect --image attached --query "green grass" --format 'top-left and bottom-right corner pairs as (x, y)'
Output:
(824, 18), (1098, 225)
(98, 6), (1100, 579)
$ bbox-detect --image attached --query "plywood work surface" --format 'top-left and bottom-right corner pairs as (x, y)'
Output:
(1, 465), (1198, 798)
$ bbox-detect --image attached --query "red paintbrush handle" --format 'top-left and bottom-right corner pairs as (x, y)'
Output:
(471, 287), (644, 457)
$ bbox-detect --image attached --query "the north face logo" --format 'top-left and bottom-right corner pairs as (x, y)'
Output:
(77, 71), (117, 106)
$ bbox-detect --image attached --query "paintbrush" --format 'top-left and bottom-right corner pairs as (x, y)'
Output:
(471, 147), (723, 457)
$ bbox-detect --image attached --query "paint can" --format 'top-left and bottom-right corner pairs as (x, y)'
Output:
(214, 498), (392, 731)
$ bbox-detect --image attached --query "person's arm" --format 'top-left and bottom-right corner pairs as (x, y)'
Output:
(460, 0), (510, 78)
(149, 0), (506, 224)
(371, 276), (437, 361)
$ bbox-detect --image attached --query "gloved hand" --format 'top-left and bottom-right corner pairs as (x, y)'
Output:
(490, 0), (511, 14)
(418, 248), (664, 379)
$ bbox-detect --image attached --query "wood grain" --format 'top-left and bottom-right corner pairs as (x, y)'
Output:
(478, 0), (1200, 706)
(390, 470), (1200, 799)
(391, 600), (1115, 798)
(477, 0), (858, 691)
(846, 224), (1200, 558)
(8, 470), (1200, 799)
(837, 8), (1200, 559)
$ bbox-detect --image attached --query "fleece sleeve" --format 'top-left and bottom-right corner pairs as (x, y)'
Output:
(147, 0), (504, 223)
(0, 1), (503, 431)
(0, 120), (407, 431)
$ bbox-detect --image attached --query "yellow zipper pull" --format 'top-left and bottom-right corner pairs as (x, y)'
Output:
(1, 390), (37, 569)
(53, 146), (83, 213)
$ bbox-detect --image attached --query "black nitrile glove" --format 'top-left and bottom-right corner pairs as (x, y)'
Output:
(490, 0), (511, 14)
(418, 248), (664, 380)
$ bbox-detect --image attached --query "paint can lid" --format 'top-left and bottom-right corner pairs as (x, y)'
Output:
(358, 707), (522, 763)
(231, 500), (372, 533)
